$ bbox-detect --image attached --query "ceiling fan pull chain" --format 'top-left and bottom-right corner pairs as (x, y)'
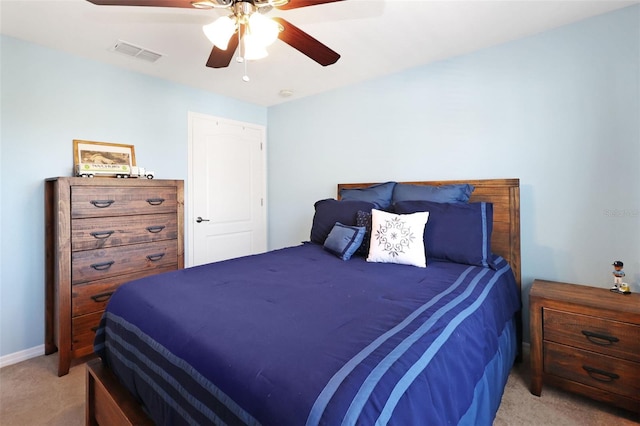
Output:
(236, 28), (244, 64)
(236, 24), (248, 82)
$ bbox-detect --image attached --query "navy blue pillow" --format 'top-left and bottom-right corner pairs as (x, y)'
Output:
(310, 199), (376, 245)
(339, 182), (396, 209)
(392, 183), (474, 204)
(324, 222), (365, 261)
(394, 200), (494, 268)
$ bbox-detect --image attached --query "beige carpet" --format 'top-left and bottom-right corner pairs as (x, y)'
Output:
(1, 350), (638, 425)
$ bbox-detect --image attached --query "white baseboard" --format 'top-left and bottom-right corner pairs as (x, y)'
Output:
(0, 345), (45, 369)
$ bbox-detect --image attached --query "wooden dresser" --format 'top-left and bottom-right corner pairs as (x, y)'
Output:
(45, 177), (184, 376)
(529, 279), (640, 413)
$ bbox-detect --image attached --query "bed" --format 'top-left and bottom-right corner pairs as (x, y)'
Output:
(86, 178), (522, 426)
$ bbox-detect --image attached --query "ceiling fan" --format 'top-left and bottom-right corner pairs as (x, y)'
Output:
(86, 0), (343, 71)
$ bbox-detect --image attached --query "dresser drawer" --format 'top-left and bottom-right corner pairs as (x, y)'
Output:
(543, 308), (640, 362)
(72, 311), (104, 353)
(72, 240), (178, 285)
(72, 213), (178, 251)
(72, 264), (178, 317)
(71, 186), (178, 218)
(544, 341), (640, 400)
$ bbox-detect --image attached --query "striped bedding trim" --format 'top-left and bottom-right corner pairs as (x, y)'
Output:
(308, 257), (509, 426)
(100, 312), (260, 425)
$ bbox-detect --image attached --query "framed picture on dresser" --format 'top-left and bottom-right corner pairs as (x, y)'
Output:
(73, 139), (136, 177)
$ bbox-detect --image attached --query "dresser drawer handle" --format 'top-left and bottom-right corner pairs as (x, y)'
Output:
(581, 330), (619, 345)
(90, 291), (114, 303)
(582, 365), (619, 382)
(146, 225), (166, 234)
(146, 253), (165, 262)
(90, 200), (115, 208)
(146, 198), (165, 206)
(90, 230), (114, 239)
(90, 261), (115, 271)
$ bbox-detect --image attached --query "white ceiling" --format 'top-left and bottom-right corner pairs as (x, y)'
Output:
(1, 0), (637, 106)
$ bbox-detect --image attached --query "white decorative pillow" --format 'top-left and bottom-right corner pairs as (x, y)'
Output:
(367, 209), (429, 268)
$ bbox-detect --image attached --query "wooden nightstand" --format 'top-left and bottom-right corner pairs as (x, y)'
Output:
(529, 279), (640, 413)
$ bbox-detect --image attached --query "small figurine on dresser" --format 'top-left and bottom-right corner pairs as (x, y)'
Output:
(610, 260), (630, 294)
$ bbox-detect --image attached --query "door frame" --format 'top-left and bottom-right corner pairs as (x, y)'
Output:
(187, 111), (267, 267)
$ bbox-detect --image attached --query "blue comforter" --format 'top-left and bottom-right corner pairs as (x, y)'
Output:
(94, 242), (520, 425)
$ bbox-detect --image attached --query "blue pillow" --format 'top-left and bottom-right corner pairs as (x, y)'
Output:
(392, 183), (474, 204)
(310, 199), (376, 245)
(394, 200), (494, 268)
(339, 182), (396, 209)
(324, 222), (366, 261)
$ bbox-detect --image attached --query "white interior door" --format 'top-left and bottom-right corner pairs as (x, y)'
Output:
(188, 112), (266, 267)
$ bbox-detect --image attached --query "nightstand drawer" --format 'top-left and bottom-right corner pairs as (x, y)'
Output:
(544, 341), (640, 400)
(544, 308), (640, 362)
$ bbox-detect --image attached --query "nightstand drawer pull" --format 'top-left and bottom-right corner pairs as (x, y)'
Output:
(90, 199), (115, 208)
(582, 365), (620, 382)
(90, 230), (114, 239)
(90, 261), (115, 271)
(90, 291), (114, 303)
(146, 225), (165, 233)
(146, 253), (165, 262)
(581, 330), (619, 345)
(146, 198), (165, 206)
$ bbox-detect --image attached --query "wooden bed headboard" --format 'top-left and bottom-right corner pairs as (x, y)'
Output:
(337, 179), (521, 292)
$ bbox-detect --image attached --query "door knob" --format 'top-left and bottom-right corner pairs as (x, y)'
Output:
(196, 216), (210, 223)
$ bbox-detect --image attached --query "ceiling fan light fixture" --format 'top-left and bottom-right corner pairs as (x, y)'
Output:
(243, 34), (268, 60)
(248, 13), (279, 47)
(203, 15), (237, 50)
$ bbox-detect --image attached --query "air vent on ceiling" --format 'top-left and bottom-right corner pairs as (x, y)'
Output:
(111, 40), (163, 63)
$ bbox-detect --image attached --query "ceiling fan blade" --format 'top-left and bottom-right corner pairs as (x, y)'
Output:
(86, 0), (196, 7)
(206, 31), (240, 68)
(273, 17), (339, 66)
(277, 0), (344, 11)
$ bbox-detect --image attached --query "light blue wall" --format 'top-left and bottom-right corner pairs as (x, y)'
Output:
(267, 6), (640, 338)
(0, 35), (267, 357)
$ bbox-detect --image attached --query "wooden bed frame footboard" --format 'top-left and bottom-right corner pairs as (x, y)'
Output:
(86, 178), (521, 425)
